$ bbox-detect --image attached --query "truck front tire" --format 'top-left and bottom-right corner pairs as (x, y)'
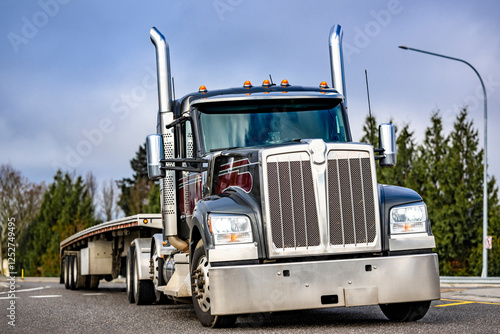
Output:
(191, 239), (237, 328)
(379, 300), (431, 322)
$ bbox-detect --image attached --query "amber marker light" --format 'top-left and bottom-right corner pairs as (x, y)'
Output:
(244, 80), (253, 88)
(143, 219), (148, 224)
(262, 79), (271, 87)
(320, 81), (329, 89)
(199, 85), (207, 93)
(281, 79), (290, 87)
(208, 215), (213, 234)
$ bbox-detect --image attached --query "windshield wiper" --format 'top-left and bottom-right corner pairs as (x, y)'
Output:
(281, 138), (303, 144)
(210, 146), (241, 152)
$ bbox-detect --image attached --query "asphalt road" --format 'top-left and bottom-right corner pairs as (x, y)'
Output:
(1, 279), (499, 333)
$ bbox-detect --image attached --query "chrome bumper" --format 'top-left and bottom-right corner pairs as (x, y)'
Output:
(210, 253), (440, 315)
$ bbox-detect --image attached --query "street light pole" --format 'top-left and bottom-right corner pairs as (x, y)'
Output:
(399, 46), (488, 277)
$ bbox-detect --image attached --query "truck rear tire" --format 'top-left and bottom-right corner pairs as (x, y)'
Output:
(126, 247), (135, 303)
(379, 300), (431, 322)
(191, 239), (237, 328)
(134, 248), (155, 305)
(151, 243), (171, 305)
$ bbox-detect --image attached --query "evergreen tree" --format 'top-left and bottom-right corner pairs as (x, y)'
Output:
(360, 114), (378, 148)
(359, 108), (500, 276)
(359, 115), (415, 187)
(143, 182), (161, 213)
(18, 171), (95, 276)
(408, 111), (448, 195)
(360, 114), (385, 182)
(437, 108), (483, 275)
(379, 124), (415, 187)
(409, 111), (454, 273)
(117, 143), (160, 215)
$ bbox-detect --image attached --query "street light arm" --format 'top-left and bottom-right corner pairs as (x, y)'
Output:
(398, 46), (486, 93)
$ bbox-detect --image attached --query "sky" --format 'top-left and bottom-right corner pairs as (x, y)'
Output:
(1, 1), (499, 193)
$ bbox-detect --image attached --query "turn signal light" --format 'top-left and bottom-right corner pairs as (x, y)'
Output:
(199, 85), (207, 93)
(244, 80), (253, 88)
(320, 81), (329, 89)
(281, 79), (290, 87)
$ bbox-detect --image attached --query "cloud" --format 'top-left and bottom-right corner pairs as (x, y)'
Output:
(1, 0), (499, 187)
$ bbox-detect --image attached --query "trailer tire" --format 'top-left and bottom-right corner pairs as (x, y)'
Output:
(126, 247), (135, 303)
(84, 275), (92, 290)
(191, 239), (237, 328)
(60, 257), (65, 284)
(134, 248), (155, 305)
(89, 275), (100, 290)
(70, 255), (77, 290)
(379, 300), (431, 322)
(64, 256), (70, 290)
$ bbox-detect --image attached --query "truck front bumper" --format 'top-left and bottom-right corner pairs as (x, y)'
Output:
(210, 253), (440, 315)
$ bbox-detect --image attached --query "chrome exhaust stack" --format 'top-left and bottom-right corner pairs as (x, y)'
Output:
(329, 24), (347, 108)
(150, 27), (172, 117)
(148, 27), (188, 252)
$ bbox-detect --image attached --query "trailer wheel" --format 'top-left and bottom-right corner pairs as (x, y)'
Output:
(134, 248), (155, 305)
(64, 256), (70, 290)
(191, 239), (237, 328)
(70, 255), (78, 290)
(74, 254), (87, 290)
(379, 300), (431, 322)
(126, 247), (135, 303)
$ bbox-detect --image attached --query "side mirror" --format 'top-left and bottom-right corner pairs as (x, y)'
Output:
(379, 123), (397, 167)
(146, 134), (166, 180)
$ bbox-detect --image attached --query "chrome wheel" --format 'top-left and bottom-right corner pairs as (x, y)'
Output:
(193, 254), (211, 312)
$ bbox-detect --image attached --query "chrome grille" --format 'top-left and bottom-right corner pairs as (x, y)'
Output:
(263, 145), (379, 257)
(328, 154), (376, 246)
(267, 154), (320, 249)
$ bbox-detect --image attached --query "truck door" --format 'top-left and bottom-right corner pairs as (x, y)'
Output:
(178, 120), (202, 223)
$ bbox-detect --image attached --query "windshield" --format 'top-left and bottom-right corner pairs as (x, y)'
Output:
(198, 99), (347, 152)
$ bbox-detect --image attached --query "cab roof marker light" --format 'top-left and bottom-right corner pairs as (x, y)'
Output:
(244, 80), (253, 88)
(199, 85), (207, 93)
(281, 79), (290, 87)
(262, 79), (271, 87)
(320, 81), (329, 89)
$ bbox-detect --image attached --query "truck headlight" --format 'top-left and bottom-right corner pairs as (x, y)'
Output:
(208, 214), (253, 245)
(390, 204), (427, 234)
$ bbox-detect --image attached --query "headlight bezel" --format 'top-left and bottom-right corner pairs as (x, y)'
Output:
(389, 203), (428, 235)
(208, 213), (253, 245)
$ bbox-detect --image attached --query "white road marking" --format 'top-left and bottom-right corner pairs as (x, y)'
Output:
(0, 296), (18, 300)
(0, 286), (45, 294)
(83, 293), (104, 296)
(29, 295), (62, 298)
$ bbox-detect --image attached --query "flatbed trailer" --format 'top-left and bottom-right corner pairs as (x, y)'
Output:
(59, 214), (162, 290)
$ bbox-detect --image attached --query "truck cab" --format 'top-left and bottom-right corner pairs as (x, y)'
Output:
(144, 25), (440, 328)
